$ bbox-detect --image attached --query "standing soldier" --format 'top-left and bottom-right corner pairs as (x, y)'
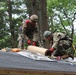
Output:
(18, 14), (39, 49)
(43, 31), (75, 60)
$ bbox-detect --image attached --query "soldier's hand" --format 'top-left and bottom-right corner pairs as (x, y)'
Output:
(49, 48), (54, 53)
(56, 56), (61, 60)
(27, 39), (31, 45)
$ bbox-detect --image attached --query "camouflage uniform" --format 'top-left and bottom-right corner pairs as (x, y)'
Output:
(18, 15), (39, 49)
(51, 32), (75, 59)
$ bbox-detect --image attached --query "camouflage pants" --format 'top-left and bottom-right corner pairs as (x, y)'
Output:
(53, 40), (75, 58)
(17, 34), (25, 49)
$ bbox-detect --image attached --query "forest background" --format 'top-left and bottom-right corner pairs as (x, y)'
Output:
(0, 0), (76, 53)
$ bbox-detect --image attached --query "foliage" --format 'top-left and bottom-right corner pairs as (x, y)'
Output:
(0, 0), (76, 49)
(47, 0), (76, 44)
(0, 0), (27, 48)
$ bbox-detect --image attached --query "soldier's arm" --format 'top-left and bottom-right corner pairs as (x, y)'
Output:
(34, 23), (39, 33)
(51, 42), (58, 49)
(52, 33), (64, 49)
(51, 33), (60, 49)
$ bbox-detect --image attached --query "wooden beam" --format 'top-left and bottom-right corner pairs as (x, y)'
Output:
(0, 68), (76, 75)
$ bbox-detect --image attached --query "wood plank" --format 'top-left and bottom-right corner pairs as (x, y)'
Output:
(0, 68), (76, 75)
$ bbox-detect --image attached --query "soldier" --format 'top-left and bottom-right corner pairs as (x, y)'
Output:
(18, 14), (39, 49)
(43, 31), (75, 60)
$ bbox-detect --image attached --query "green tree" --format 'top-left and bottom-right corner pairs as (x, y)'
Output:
(47, 0), (76, 44)
(0, 0), (27, 48)
(0, 0), (76, 49)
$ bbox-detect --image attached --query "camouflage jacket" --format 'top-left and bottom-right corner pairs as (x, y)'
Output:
(51, 32), (72, 49)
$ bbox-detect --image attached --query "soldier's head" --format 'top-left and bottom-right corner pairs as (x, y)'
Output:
(30, 14), (38, 22)
(43, 31), (52, 40)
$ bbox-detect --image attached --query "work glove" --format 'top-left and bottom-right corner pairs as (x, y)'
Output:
(49, 48), (54, 53)
(32, 41), (37, 46)
(56, 56), (61, 60)
(27, 39), (31, 45)
(50, 55), (61, 60)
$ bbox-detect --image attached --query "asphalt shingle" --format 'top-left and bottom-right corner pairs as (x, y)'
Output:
(0, 51), (76, 73)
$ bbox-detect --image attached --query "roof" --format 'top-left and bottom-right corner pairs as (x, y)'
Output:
(0, 51), (76, 73)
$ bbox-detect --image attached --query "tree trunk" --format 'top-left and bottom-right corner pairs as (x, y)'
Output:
(25, 0), (50, 48)
(7, 0), (16, 47)
(38, 0), (50, 48)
